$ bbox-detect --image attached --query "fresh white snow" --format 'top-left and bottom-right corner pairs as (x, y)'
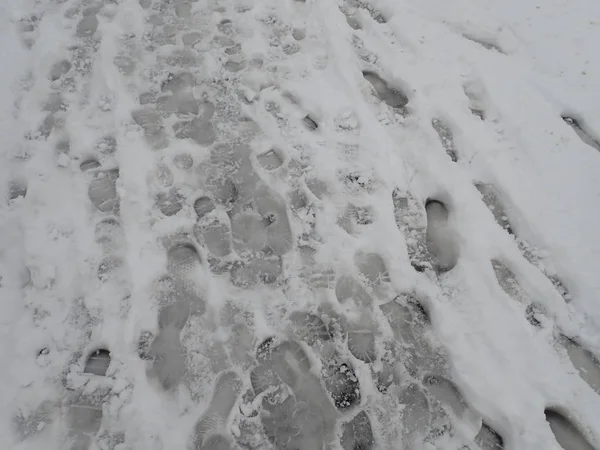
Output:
(1, 0), (600, 448)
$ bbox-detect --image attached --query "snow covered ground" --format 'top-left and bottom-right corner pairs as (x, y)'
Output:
(2, 0), (600, 448)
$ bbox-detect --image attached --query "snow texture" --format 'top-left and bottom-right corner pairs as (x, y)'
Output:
(1, 0), (600, 448)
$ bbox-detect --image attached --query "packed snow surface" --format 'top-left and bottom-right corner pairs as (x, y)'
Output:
(1, 0), (600, 448)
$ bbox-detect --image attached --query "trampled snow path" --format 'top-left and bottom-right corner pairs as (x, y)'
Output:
(1, 0), (600, 448)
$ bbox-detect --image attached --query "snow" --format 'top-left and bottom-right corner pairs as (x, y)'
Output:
(1, 0), (600, 448)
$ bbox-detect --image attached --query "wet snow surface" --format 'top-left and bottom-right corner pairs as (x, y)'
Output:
(2, 0), (600, 448)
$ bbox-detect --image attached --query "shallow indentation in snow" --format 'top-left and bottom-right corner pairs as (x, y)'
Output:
(191, 371), (243, 447)
(562, 116), (600, 152)
(88, 169), (119, 213)
(475, 183), (513, 235)
(257, 149), (283, 170)
(340, 410), (374, 450)
(432, 118), (458, 162)
(194, 196), (216, 220)
(561, 337), (600, 395)
(363, 71), (408, 110)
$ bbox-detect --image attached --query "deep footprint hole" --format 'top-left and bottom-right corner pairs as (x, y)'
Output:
(561, 115), (600, 152)
(474, 422), (504, 449)
(80, 158), (101, 172)
(544, 408), (595, 450)
(303, 115), (318, 131)
(84, 348), (111, 376)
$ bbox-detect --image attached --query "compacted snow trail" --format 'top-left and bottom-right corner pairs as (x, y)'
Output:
(2, 0), (600, 449)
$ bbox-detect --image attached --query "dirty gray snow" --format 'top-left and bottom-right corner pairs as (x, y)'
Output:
(2, 0), (600, 449)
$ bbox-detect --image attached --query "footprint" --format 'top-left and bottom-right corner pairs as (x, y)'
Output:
(338, 204), (374, 235)
(398, 383), (431, 443)
(173, 118), (217, 146)
(354, 251), (390, 286)
(422, 375), (478, 429)
(340, 410), (375, 450)
(431, 118), (458, 162)
(462, 34), (504, 54)
(245, 255), (283, 284)
(194, 196), (215, 219)
(167, 242), (202, 273)
(175, 2), (192, 18)
(66, 402), (103, 450)
(95, 217), (123, 251)
(137, 330), (154, 361)
(302, 115), (319, 131)
(379, 295), (436, 376)
(391, 189), (429, 272)
(230, 210), (269, 253)
(44, 92), (66, 112)
(131, 108), (168, 149)
(67, 404), (103, 435)
(335, 275), (373, 309)
(156, 93), (201, 117)
(253, 185), (293, 255)
(463, 82), (486, 120)
(474, 423), (504, 450)
(88, 169), (119, 213)
(157, 300), (191, 330)
(341, 8), (362, 30)
(206, 143), (257, 206)
(183, 32), (203, 46)
(13, 400), (55, 440)
(80, 159), (100, 172)
(256, 149), (284, 170)
(191, 371), (243, 447)
(322, 360), (361, 411)
(544, 408), (595, 450)
(549, 276), (572, 303)
(49, 59), (72, 81)
(161, 71), (196, 94)
(156, 188), (183, 216)
(363, 71), (408, 110)
(163, 48), (200, 68)
(199, 433), (238, 450)
(114, 55), (136, 75)
(9, 180), (28, 200)
(250, 362), (282, 396)
(491, 260), (523, 299)
(76, 15), (98, 38)
(492, 260), (545, 326)
(425, 199), (458, 272)
(475, 184), (513, 235)
(97, 135), (117, 155)
(562, 116), (600, 152)
(260, 394), (327, 450)
(560, 337), (600, 394)
(256, 339), (312, 389)
(84, 349), (110, 376)
(147, 325), (187, 390)
(347, 327), (376, 363)
(194, 220), (232, 258)
(301, 264), (336, 290)
(380, 294), (430, 343)
(174, 153), (194, 170)
(288, 311), (332, 346)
